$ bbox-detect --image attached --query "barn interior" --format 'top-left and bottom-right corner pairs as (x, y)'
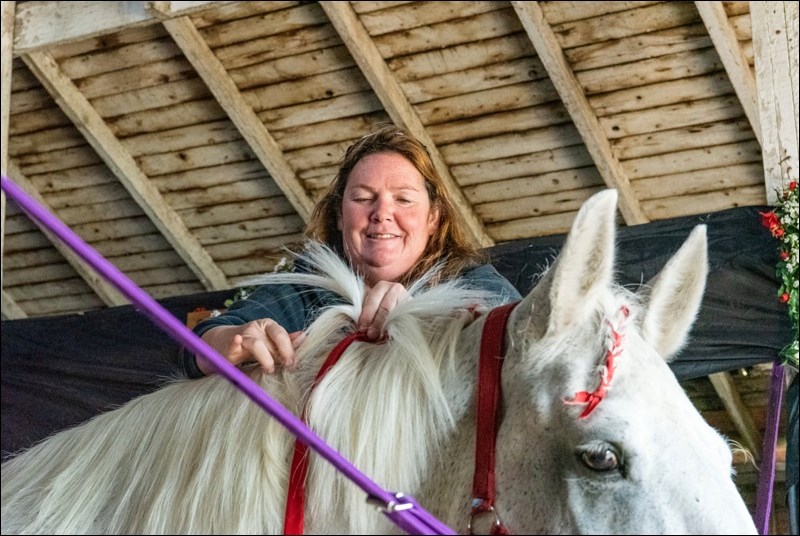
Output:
(1, 2), (797, 532)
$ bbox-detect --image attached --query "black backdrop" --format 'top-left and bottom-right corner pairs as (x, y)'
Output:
(2, 205), (794, 461)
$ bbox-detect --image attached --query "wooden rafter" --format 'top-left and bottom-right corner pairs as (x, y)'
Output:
(708, 371), (762, 461)
(511, 1), (649, 226)
(7, 162), (129, 308)
(751, 0), (799, 204)
(1, 288), (26, 319)
(11, 0), (223, 56)
(161, 15), (316, 221)
(22, 50), (230, 291)
(695, 1), (762, 146)
(320, 0), (495, 248)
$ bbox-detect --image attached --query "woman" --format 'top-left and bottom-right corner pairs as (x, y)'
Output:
(184, 124), (520, 378)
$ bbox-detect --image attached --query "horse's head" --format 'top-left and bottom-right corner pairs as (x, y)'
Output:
(492, 190), (757, 534)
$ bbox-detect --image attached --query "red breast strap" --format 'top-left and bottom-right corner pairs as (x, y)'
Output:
(284, 331), (370, 535)
(472, 301), (519, 533)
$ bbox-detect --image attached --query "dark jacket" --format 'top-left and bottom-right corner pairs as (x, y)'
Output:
(182, 263), (521, 378)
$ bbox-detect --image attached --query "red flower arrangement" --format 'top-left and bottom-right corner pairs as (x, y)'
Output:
(761, 180), (798, 369)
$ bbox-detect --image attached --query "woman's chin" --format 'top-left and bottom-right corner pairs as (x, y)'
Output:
(362, 263), (407, 285)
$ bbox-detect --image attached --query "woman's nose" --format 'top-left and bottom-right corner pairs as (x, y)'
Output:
(371, 198), (393, 221)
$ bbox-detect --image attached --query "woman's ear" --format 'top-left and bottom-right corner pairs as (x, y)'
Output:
(427, 205), (441, 236)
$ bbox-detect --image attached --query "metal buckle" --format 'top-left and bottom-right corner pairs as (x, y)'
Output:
(366, 492), (414, 513)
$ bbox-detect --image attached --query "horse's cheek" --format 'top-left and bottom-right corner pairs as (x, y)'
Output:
(494, 414), (570, 531)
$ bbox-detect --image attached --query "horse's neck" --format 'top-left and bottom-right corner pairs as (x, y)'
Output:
(410, 315), (500, 527)
(298, 310), (476, 534)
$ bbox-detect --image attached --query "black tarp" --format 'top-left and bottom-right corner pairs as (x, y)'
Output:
(489, 205), (792, 380)
(1, 205), (795, 461)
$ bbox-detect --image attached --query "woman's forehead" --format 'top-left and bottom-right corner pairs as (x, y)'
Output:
(346, 153), (425, 190)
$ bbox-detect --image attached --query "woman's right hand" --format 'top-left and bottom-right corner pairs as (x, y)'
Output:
(198, 320), (306, 375)
(358, 281), (411, 341)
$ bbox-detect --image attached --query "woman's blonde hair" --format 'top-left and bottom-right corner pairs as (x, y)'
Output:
(304, 123), (486, 285)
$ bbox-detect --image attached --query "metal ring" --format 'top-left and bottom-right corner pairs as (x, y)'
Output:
(366, 492), (414, 513)
(467, 504), (502, 534)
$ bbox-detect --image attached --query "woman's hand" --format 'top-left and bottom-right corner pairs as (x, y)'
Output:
(199, 321), (305, 375)
(358, 281), (411, 341)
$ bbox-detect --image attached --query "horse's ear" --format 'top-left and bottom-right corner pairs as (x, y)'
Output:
(546, 189), (618, 334)
(638, 225), (708, 360)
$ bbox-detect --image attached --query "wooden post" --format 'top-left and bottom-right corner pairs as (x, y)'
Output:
(751, 1), (799, 203)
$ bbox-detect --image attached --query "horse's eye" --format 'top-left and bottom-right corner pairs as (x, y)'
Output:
(578, 444), (620, 472)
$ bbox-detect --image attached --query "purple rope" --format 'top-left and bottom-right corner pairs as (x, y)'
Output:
(1, 175), (455, 536)
(754, 362), (786, 535)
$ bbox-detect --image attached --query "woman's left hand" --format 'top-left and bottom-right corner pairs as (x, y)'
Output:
(358, 281), (410, 340)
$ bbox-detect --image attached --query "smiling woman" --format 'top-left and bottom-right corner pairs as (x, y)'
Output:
(180, 123), (522, 378)
(338, 152), (440, 286)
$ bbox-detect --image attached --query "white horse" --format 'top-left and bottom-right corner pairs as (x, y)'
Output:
(1, 190), (757, 534)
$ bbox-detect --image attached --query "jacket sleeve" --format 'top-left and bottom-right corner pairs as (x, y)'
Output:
(194, 283), (310, 337)
(458, 264), (522, 303)
(180, 283), (317, 378)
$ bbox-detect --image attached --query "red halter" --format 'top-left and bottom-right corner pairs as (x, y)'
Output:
(470, 301), (518, 535)
(283, 301), (521, 535)
(283, 331), (374, 535)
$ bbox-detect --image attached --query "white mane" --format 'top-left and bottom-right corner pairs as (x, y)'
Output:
(255, 242), (500, 533)
(1, 242), (500, 535)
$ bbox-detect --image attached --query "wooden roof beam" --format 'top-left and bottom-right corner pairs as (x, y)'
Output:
(6, 162), (129, 308)
(2, 288), (27, 320)
(161, 16), (315, 221)
(22, 50), (230, 291)
(709, 371), (762, 461)
(11, 0), (224, 57)
(320, 1), (495, 247)
(750, 1), (799, 204)
(695, 1), (762, 146)
(511, 1), (649, 226)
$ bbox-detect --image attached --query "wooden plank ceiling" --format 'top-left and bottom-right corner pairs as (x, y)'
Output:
(2, 0), (776, 319)
(0, 2), (796, 531)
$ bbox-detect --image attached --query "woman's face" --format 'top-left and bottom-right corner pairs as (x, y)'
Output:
(338, 152), (440, 286)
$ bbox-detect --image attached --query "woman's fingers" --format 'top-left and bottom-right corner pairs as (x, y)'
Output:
(240, 320), (300, 372)
(290, 330), (307, 349)
(247, 336), (277, 373)
(359, 282), (410, 340)
(200, 323), (305, 375)
(265, 321), (296, 368)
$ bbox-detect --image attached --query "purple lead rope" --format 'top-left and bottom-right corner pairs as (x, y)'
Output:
(1, 175), (455, 536)
(754, 363), (786, 535)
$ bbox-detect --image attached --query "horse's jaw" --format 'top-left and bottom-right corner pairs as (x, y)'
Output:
(490, 398), (758, 535)
(561, 473), (757, 535)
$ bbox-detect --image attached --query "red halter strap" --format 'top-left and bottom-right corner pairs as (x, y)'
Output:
(285, 300), (521, 535)
(471, 301), (519, 535)
(284, 331), (372, 535)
